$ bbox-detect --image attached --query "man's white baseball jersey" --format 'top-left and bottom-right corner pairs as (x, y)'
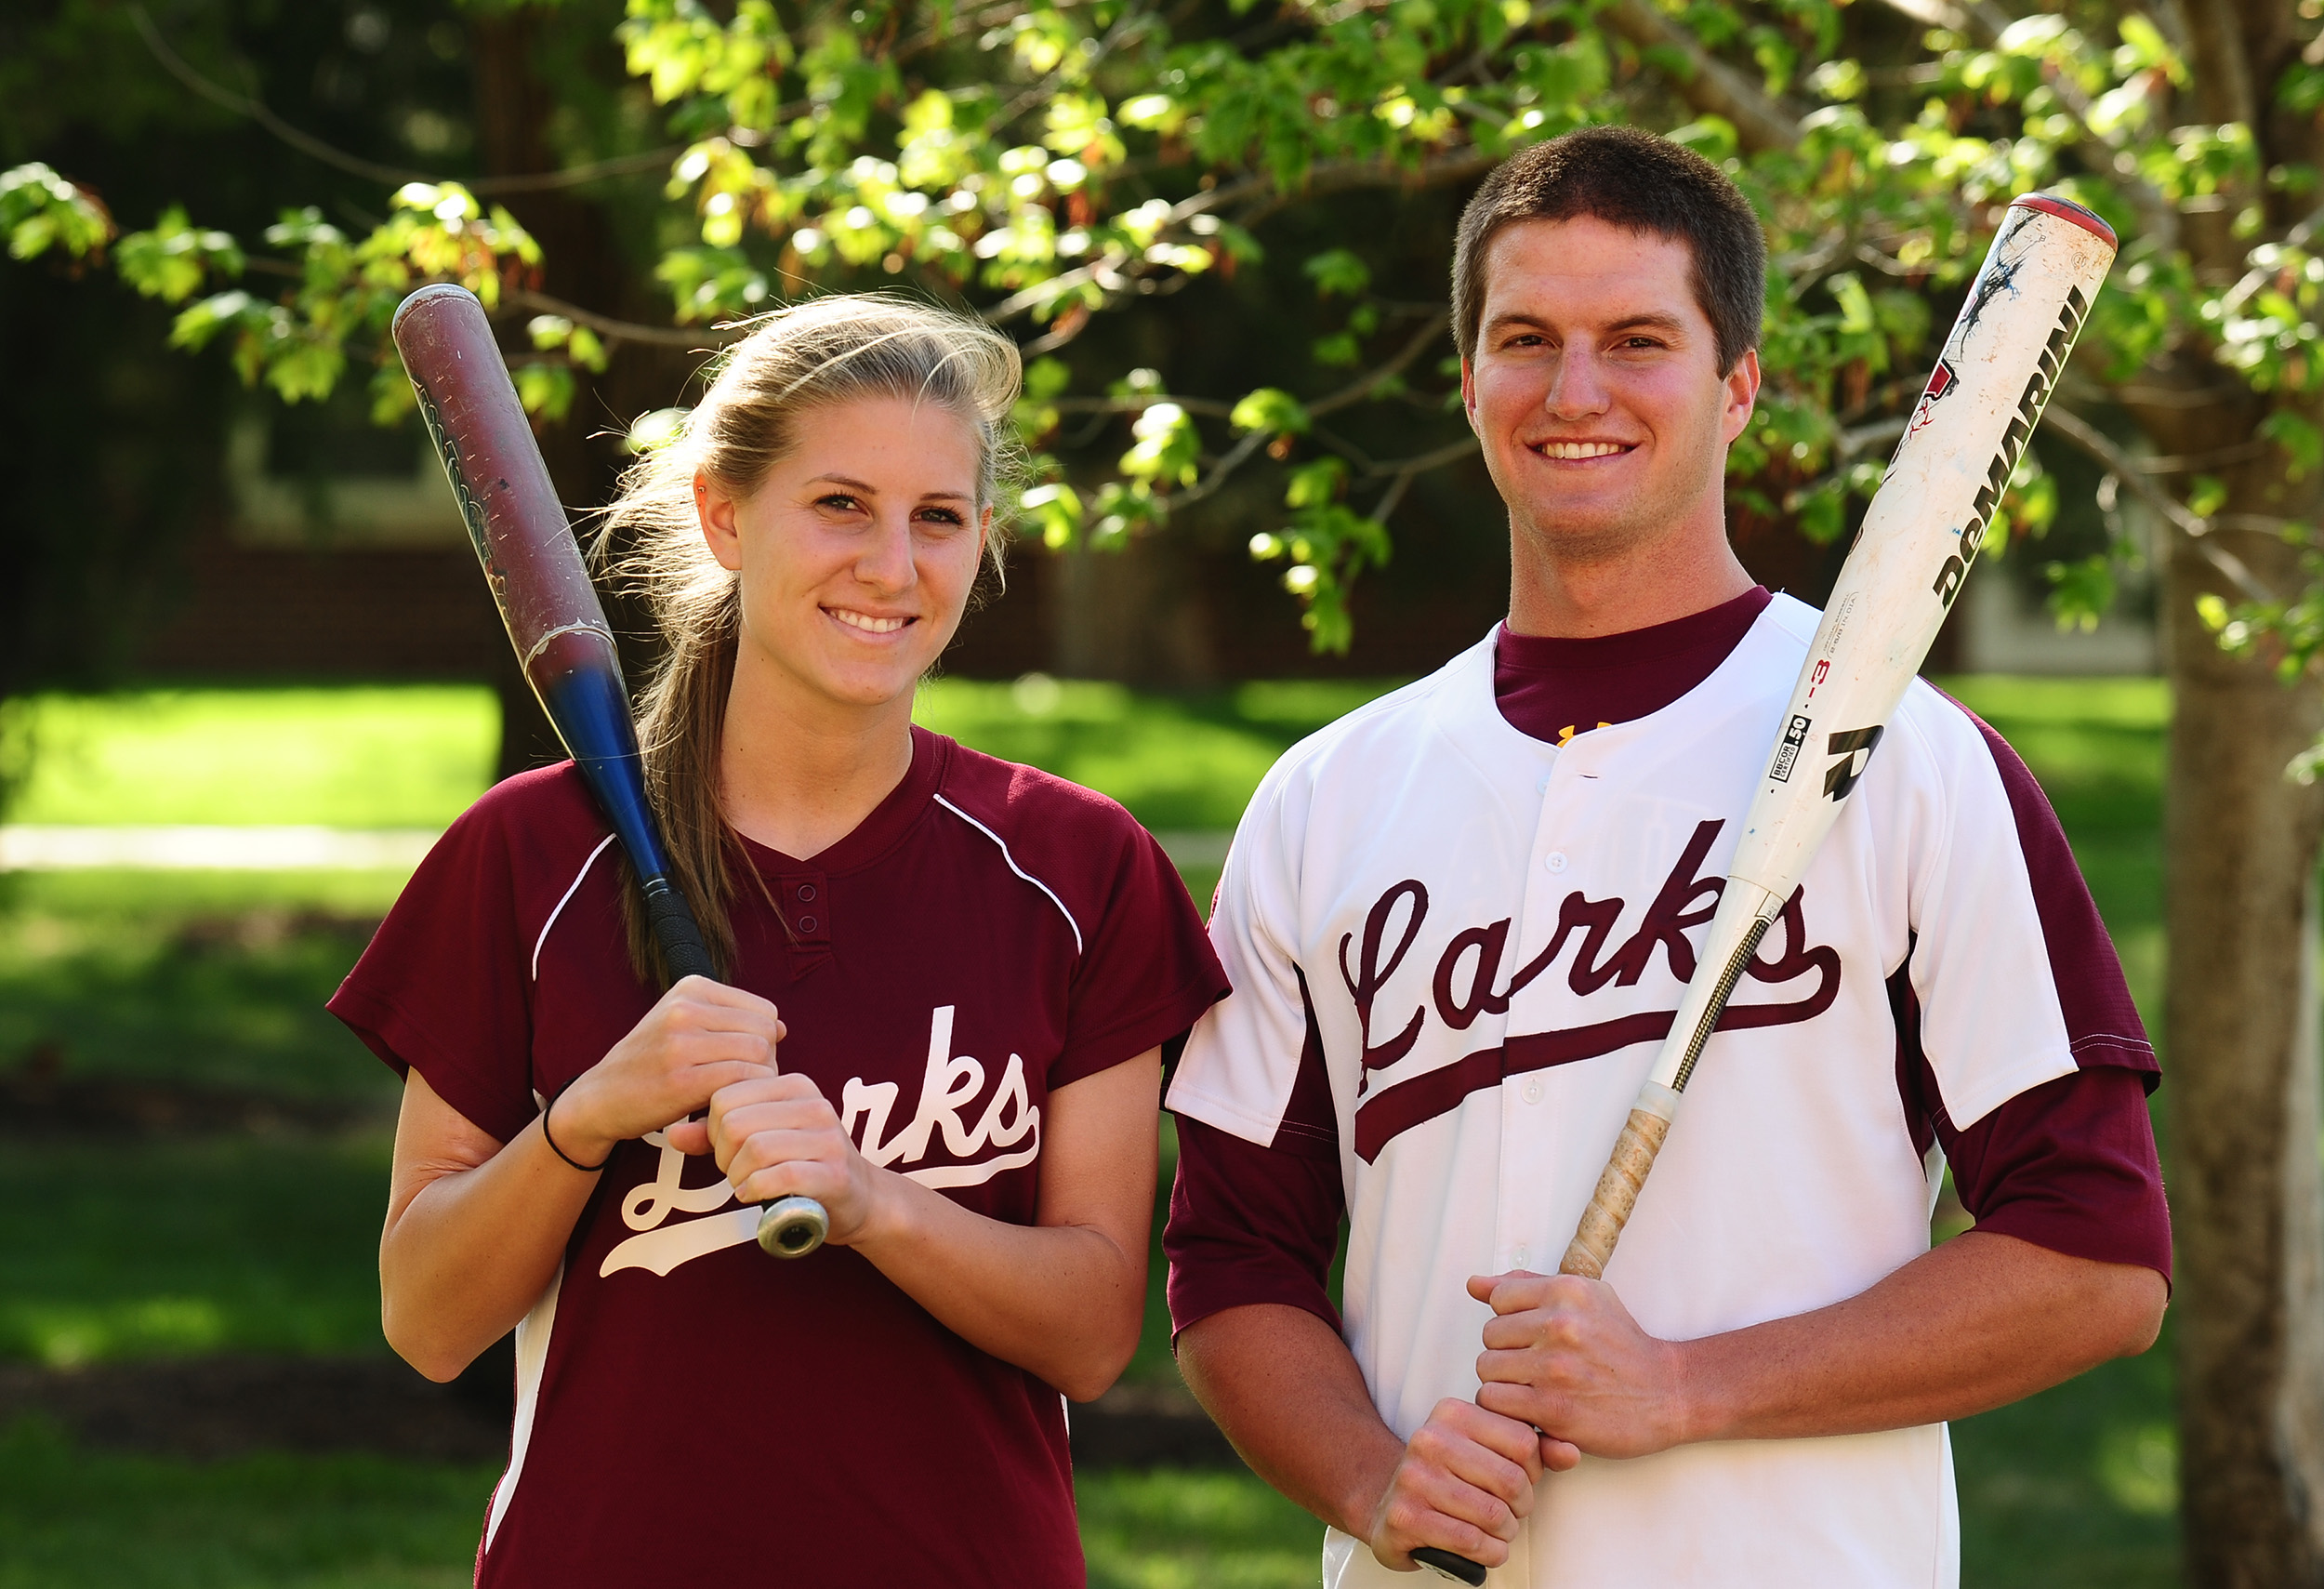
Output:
(1167, 594), (2119, 1588)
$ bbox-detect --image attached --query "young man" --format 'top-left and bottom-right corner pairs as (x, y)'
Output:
(1163, 126), (2170, 1586)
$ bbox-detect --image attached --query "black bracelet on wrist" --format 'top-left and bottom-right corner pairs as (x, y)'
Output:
(542, 1079), (611, 1172)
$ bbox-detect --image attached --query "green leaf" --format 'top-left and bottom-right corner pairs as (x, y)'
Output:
(0, 163), (113, 261)
(1230, 388), (1311, 435)
(1285, 457), (1346, 508)
(2261, 411), (2323, 481)
(1019, 481), (1085, 550)
(2044, 555), (2116, 632)
(515, 362), (577, 422)
(116, 207), (246, 305)
(1303, 248), (1371, 298)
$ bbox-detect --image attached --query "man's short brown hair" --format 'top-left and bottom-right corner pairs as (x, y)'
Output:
(1452, 126), (1766, 374)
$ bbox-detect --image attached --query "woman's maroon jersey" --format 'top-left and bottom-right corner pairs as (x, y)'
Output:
(330, 726), (1227, 1588)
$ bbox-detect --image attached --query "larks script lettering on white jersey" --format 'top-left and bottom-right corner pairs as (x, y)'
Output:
(1170, 598), (2101, 1589)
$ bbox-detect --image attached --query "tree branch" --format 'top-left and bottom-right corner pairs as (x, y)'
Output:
(131, 5), (679, 196)
(1595, 0), (1801, 152)
(1171, 429), (1271, 508)
(1867, 0), (2011, 47)
(1311, 312), (1449, 417)
(1050, 394), (1237, 418)
(2041, 405), (2279, 603)
(507, 291), (738, 349)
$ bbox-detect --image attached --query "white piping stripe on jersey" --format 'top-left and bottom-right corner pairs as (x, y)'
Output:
(483, 1261), (562, 1552)
(932, 794), (1083, 954)
(534, 835), (616, 983)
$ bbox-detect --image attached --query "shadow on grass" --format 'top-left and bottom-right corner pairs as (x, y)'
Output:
(0, 1138), (393, 1365)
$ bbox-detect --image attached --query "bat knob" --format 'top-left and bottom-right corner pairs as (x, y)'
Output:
(1411, 1547), (1488, 1584)
(757, 1197), (829, 1259)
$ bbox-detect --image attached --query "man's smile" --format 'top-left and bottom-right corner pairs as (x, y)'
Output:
(1528, 439), (1637, 461)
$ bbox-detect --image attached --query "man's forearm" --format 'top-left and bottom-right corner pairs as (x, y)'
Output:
(1670, 1231), (2166, 1443)
(1176, 1304), (1405, 1534)
(1478, 1229), (2168, 1455)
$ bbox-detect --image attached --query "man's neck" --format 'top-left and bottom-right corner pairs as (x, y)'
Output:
(1505, 512), (1754, 639)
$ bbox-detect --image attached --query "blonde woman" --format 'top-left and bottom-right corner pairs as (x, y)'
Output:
(332, 297), (1226, 1586)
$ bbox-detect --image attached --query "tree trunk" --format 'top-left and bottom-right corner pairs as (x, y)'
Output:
(2161, 456), (2324, 1587)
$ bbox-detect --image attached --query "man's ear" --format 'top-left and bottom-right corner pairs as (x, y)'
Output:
(696, 472), (744, 572)
(1460, 356), (1478, 433)
(1721, 348), (1762, 445)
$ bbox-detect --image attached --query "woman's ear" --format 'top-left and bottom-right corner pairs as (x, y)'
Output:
(696, 472), (744, 572)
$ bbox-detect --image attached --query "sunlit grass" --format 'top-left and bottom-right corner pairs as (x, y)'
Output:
(1078, 1468), (1324, 1589)
(8, 688), (499, 829)
(913, 674), (1404, 831)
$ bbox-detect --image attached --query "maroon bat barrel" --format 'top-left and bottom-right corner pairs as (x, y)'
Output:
(390, 284), (829, 1261)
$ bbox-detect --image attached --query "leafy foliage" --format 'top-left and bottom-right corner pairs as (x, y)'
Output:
(8, 0), (2324, 685)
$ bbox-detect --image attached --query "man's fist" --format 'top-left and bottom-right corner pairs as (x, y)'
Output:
(1469, 1270), (1693, 1460)
(1367, 1396), (1564, 1574)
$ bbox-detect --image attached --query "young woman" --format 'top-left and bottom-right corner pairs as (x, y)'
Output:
(330, 297), (1227, 1586)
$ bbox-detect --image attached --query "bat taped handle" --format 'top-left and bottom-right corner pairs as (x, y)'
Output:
(641, 876), (717, 984)
(1559, 1083), (1680, 1280)
(640, 876), (829, 1259)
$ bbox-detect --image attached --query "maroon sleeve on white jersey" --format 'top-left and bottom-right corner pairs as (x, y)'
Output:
(1165, 968), (1346, 1339)
(1894, 695), (2167, 1278)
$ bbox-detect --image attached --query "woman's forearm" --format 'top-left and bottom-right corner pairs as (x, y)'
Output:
(851, 1171), (1145, 1398)
(380, 1074), (599, 1381)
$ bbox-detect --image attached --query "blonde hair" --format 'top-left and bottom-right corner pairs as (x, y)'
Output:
(599, 294), (1024, 979)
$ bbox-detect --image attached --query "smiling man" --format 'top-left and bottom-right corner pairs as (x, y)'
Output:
(1162, 126), (2172, 1587)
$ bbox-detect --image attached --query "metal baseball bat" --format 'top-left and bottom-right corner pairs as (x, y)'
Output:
(1414, 192), (2119, 1588)
(390, 282), (828, 1261)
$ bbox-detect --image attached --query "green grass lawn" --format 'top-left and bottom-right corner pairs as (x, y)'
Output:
(0, 1415), (1322, 1589)
(8, 689), (500, 829)
(0, 675), (2179, 1585)
(0, 1138), (394, 1367)
(4, 677), (1394, 835)
(0, 1416), (493, 1589)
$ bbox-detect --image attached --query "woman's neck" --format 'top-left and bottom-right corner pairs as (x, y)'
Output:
(717, 648), (918, 862)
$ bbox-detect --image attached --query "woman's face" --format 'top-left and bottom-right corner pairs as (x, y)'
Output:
(698, 394), (989, 711)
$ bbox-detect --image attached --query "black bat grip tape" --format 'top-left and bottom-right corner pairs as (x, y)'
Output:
(640, 877), (716, 984)
(1411, 1547), (1488, 1585)
(639, 877), (829, 1259)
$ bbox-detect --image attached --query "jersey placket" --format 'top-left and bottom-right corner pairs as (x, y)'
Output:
(778, 872), (832, 968)
(1494, 737), (1619, 1276)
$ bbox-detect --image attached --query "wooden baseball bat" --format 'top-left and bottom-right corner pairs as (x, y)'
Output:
(390, 282), (829, 1261)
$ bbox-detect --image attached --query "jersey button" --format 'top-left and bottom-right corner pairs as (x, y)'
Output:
(799, 915), (818, 933)
(1544, 851), (1569, 874)
(1512, 1244), (1530, 1269)
(797, 884), (817, 902)
(1522, 1079), (1544, 1105)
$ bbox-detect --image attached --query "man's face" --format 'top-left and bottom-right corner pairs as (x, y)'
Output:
(1462, 216), (1759, 563)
